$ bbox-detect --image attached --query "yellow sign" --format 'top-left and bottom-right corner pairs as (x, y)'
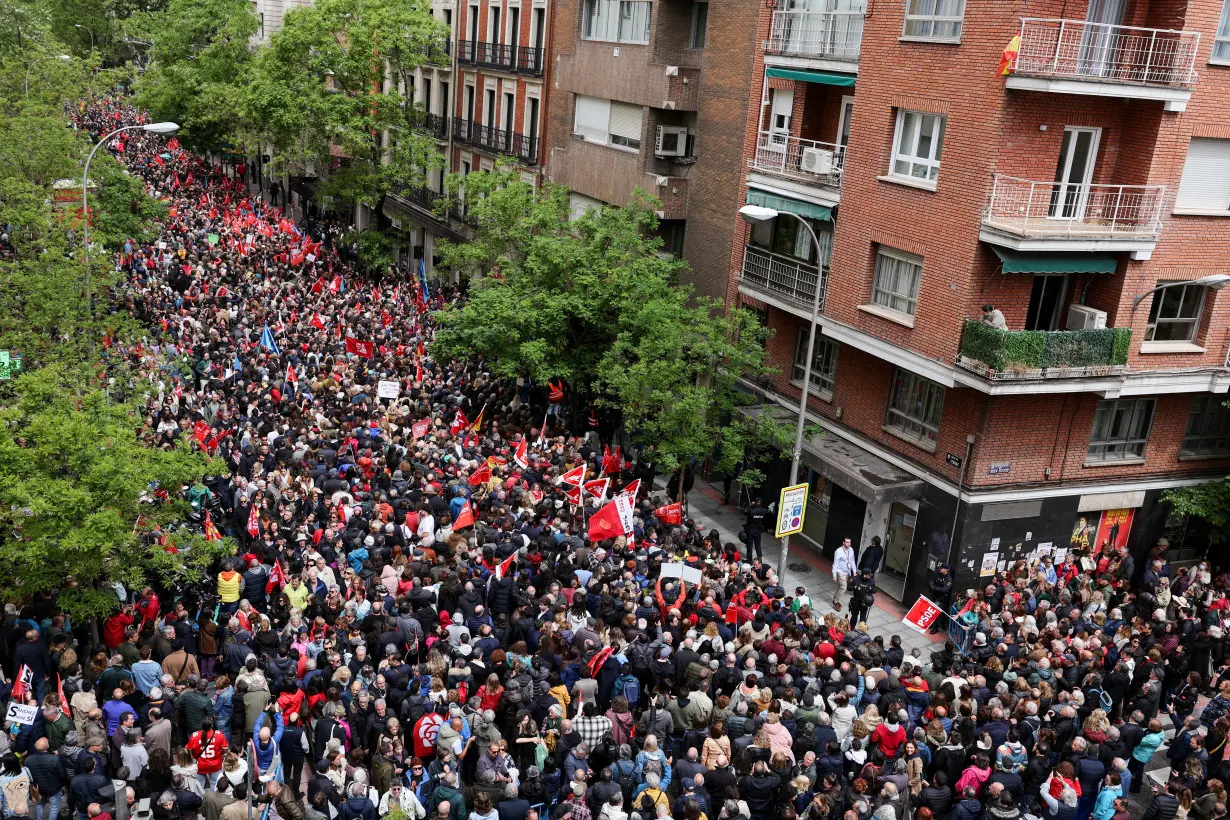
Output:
(775, 482), (809, 538)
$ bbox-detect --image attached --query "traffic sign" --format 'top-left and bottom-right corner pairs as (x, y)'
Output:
(774, 482), (809, 538)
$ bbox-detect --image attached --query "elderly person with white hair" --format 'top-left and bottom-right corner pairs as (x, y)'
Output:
(1041, 770), (1080, 820)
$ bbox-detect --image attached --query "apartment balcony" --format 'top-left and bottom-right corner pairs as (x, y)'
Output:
(765, 9), (863, 70)
(1007, 18), (1199, 111)
(956, 319), (1130, 381)
(421, 112), (449, 141)
(452, 118), (539, 165)
(737, 244), (826, 319)
(457, 40), (544, 76)
(385, 186), (475, 240)
(556, 41), (701, 111)
(980, 174), (1165, 258)
(748, 132), (843, 208)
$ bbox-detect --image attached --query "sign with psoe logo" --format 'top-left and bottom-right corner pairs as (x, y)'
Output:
(903, 595), (943, 633)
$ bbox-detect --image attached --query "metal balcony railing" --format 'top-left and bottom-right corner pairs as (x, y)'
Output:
(983, 174), (1166, 239)
(1013, 18), (1200, 87)
(766, 10), (864, 61)
(452, 118), (539, 166)
(421, 113), (449, 141)
(739, 245), (826, 312)
(750, 132), (844, 189)
(457, 40), (544, 75)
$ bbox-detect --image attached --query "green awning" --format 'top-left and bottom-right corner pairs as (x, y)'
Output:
(765, 67), (856, 87)
(990, 246), (1119, 274)
(746, 189), (832, 222)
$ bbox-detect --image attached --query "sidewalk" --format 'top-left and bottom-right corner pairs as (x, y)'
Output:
(679, 477), (946, 658)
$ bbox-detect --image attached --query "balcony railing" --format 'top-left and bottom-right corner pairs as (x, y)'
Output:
(766, 10), (864, 61)
(750, 132), (844, 189)
(452, 118), (539, 166)
(957, 319), (1131, 380)
(1012, 18), (1200, 87)
(457, 40), (544, 75)
(421, 113), (449, 141)
(984, 175), (1165, 239)
(401, 186), (475, 226)
(739, 245), (826, 313)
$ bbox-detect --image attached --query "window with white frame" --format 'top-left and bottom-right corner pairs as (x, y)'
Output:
(1176, 138), (1230, 212)
(1146, 282), (1207, 342)
(903, 0), (966, 40)
(885, 368), (945, 446)
(582, 0), (651, 44)
(891, 110), (945, 183)
(1181, 395), (1230, 457)
(792, 329), (839, 396)
(1215, 0), (1230, 62)
(871, 247), (922, 317)
(1087, 398), (1155, 462)
(573, 95), (643, 150)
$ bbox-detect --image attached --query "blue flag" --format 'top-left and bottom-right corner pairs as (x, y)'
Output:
(260, 325), (281, 355)
(233, 353), (242, 373)
(418, 258), (430, 303)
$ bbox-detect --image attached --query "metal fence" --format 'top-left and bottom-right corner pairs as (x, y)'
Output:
(1014, 18), (1200, 87)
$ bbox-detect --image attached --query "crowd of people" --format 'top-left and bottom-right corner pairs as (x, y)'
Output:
(2, 96), (1230, 820)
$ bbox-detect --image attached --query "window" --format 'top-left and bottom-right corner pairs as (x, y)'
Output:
(1182, 396), (1230, 457)
(583, 0), (651, 43)
(691, 1), (709, 48)
(885, 368), (945, 446)
(1177, 139), (1230, 212)
(891, 110), (945, 183)
(1087, 398), (1155, 463)
(573, 95), (643, 150)
(871, 247), (922, 317)
(793, 329), (839, 396)
(1146, 282), (1206, 342)
(903, 0), (966, 40)
(1216, 0), (1230, 62)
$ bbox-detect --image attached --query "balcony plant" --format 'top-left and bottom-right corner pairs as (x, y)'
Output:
(959, 320), (1130, 374)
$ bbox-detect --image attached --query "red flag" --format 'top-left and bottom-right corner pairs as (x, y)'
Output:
(203, 510), (222, 542)
(206, 429), (233, 453)
(285, 363), (298, 384)
(564, 485), (582, 507)
(247, 504), (260, 537)
(583, 477), (610, 501)
(345, 337), (375, 359)
(57, 674), (71, 718)
(329, 276), (343, 293)
(412, 419), (430, 440)
(654, 501), (683, 526)
(153, 155), (165, 166)
(496, 553), (516, 579)
(381, 310), (393, 327)
(449, 410), (469, 436)
(310, 313), (324, 331)
(193, 420), (210, 448)
(602, 445), (622, 476)
(167, 137), (180, 151)
(290, 251), (305, 267)
(453, 501), (475, 529)
(588, 496), (634, 541)
(619, 479), (641, 500)
(468, 462), (492, 486)
(11, 665), (32, 702)
(337, 501), (349, 524)
(415, 357), (423, 383)
(265, 559), (285, 594)
(513, 439), (528, 469)
(558, 465), (586, 487)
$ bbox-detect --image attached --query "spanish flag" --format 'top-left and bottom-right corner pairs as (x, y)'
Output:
(999, 34), (1020, 77)
(470, 403), (486, 432)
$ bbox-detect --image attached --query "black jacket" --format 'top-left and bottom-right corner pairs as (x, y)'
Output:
(26, 751), (66, 795)
(1142, 794), (1180, 820)
(919, 785), (953, 820)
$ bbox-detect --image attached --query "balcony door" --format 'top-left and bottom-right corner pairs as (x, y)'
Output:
(836, 95), (853, 169)
(1025, 274), (1068, 331)
(1049, 126), (1100, 221)
(783, 0), (821, 54)
(1080, 0), (1126, 77)
(828, 0), (865, 58)
(762, 89), (793, 172)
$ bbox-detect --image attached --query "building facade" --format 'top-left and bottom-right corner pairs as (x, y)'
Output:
(729, 0), (1230, 604)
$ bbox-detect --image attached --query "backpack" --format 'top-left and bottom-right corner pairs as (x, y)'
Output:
(613, 760), (638, 807)
(613, 674), (641, 706)
(628, 643), (653, 676)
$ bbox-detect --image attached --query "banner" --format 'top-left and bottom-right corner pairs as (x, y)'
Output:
(1093, 508), (1134, 555)
(902, 595), (943, 633)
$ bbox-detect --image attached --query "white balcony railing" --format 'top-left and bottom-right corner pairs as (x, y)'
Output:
(984, 175), (1166, 239)
(750, 132), (845, 189)
(740, 245), (826, 312)
(766, 10), (864, 62)
(1013, 18), (1200, 87)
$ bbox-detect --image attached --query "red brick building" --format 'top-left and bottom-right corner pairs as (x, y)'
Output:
(729, 0), (1230, 603)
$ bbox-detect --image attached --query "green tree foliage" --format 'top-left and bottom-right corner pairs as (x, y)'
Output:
(0, 367), (231, 620)
(1163, 480), (1230, 540)
(433, 169), (784, 478)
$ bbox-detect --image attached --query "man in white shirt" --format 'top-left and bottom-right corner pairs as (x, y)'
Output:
(417, 509), (436, 546)
(832, 538), (857, 611)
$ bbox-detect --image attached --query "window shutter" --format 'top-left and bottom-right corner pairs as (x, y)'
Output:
(574, 95), (610, 143)
(608, 102), (643, 142)
(1177, 138), (1230, 210)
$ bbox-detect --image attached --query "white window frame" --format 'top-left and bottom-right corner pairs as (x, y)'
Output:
(1176, 138), (1230, 213)
(1181, 396), (1230, 457)
(902, 0), (966, 42)
(1087, 398), (1156, 463)
(1214, 0), (1230, 64)
(1145, 282), (1207, 343)
(885, 367), (945, 448)
(572, 95), (642, 151)
(891, 110), (945, 185)
(582, 0), (651, 44)
(871, 247), (922, 317)
(792, 329), (839, 397)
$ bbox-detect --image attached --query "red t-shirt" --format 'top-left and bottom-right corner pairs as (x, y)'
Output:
(186, 729), (229, 774)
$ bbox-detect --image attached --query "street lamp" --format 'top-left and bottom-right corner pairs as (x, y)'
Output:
(82, 122), (179, 325)
(738, 203), (826, 581)
(1131, 274), (1230, 311)
(75, 25), (96, 51)
(24, 54), (72, 99)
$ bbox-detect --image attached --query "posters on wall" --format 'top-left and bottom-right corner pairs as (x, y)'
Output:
(980, 552), (998, 576)
(1070, 514), (1096, 555)
(1093, 508), (1135, 555)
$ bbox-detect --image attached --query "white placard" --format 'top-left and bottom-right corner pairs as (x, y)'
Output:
(377, 380), (401, 399)
(5, 703), (36, 726)
(681, 566), (702, 584)
(660, 562), (683, 579)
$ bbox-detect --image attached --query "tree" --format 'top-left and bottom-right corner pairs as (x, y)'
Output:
(433, 168), (785, 482)
(1163, 480), (1230, 540)
(0, 366), (232, 621)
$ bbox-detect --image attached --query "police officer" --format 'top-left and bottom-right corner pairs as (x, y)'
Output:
(849, 569), (877, 627)
(929, 562), (953, 634)
(744, 498), (768, 561)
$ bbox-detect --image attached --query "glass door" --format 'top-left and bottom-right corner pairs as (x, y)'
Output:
(1025, 274), (1068, 331)
(1079, 0), (1126, 77)
(1049, 126), (1100, 220)
(763, 89), (794, 173)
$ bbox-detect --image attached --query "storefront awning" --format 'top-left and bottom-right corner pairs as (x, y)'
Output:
(990, 246), (1118, 274)
(765, 67), (857, 87)
(746, 188), (832, 222)
(741, 405), (924, 506)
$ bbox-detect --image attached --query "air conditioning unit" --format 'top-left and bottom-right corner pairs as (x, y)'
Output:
(1066, 304), (1107, 330)
(800, 146), (834, 175)
(655, 125), (689, 157)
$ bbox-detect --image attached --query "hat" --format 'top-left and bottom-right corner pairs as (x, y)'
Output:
(682, 778), (696, 790)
